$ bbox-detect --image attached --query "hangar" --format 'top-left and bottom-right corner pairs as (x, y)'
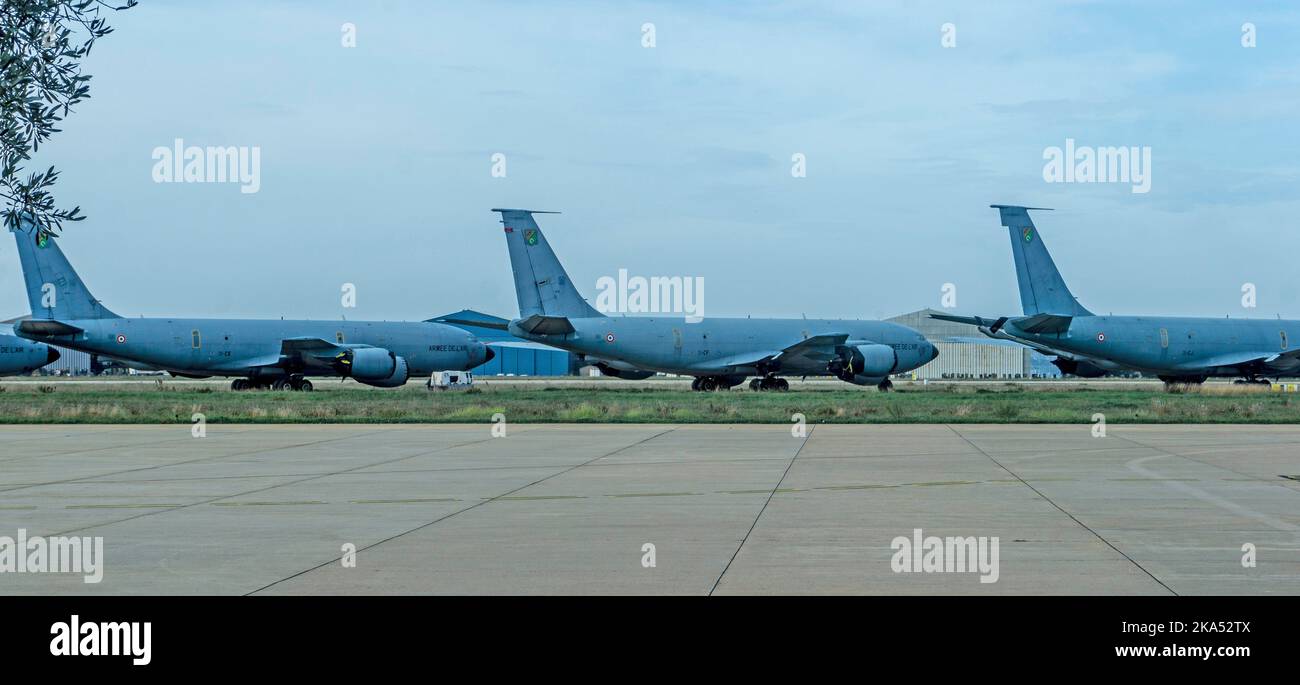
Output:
(431, 310), (577, 377)
(885, 309), (1057, 379)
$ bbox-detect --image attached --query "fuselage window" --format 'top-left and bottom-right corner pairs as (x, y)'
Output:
(192, 329), (201, 349)
(1282, 331), (1289, 351)
(1158, 328), (1169, 349)
(336, 331), (345, 344)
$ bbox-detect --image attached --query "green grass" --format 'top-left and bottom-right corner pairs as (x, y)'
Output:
(0, 381), (1298, 424)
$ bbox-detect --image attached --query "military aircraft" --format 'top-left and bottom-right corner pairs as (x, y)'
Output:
(0, 325), (59, 376)
(933, 205), (1300, 386)
(456, 209), (937, 391)
(8, 219), (492, 390)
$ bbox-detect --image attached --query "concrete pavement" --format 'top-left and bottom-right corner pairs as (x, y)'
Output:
(0, 424), (1296, 595)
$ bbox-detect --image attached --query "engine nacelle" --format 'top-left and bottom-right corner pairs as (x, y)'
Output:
(359, 354), (409, 388)
(828, 343), (896, 382)
(334, 347), (410, 387)
(1051, 357), (1108, 378)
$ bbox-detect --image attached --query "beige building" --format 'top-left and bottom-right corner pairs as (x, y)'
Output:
(886, 308), (1035, 379)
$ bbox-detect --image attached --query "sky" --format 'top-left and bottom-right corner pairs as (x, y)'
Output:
(3, 0), (1300, 323)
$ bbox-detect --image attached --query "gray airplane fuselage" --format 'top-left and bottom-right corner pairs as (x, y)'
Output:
(1000, 315), (1300, 378)
(943, 205), (1300, 382)
(0, 330), (58, 376)
(10, 219), (490, 385)
(22, 318), (488, 380)
(510, 316), (934, 378)
(490, 208), (938, 387)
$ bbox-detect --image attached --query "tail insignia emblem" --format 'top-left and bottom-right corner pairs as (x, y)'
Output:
(1022, 227), (1034, 243)
(524, 228), (538, 246)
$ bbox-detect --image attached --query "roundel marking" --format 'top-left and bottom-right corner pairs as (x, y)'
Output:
(1096, 333), (1106, 342)
(116, 334), (127, 344)
(604, 332), (616, 344)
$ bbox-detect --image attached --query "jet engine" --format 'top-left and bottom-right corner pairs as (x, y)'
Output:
(333, 347), (410, 387)
(1051, 357), (1108, 378)
(828, 344), (897, 383)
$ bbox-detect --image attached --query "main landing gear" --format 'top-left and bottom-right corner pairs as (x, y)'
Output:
(747, 375), (789, 392)
(231, 376), (313, 392)
(877, 378), (893, 392)
(1158, 374), (1206, 390)
(690, 376), (745, 392)
(1233, 377), (1272, 386)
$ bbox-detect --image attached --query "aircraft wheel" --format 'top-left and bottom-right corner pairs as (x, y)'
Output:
(230, 379), (247, 391)
(272, 378), (293, 391)
(298, 380), (313, 392)
(749, 379), (761, 391)
(877, 379), (893, 392)
(775, 378), (789, 392)
(690, 377), (702, 391)
(700, 377), (718, 392)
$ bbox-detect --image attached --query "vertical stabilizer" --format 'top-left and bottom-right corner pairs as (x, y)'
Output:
(10, 218), (119, 320)
(991, 205), (1092, 316)
(492, 209), (603, 319)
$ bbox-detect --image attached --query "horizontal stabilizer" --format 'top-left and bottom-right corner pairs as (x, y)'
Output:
(1013, 313), (1073, 334)
(930, 313), (1013, 333)
(930, 313), (993, 327)
(15, 319), (84, 336)
(437, 317), (509, 331)
(513, 314), (575, 335)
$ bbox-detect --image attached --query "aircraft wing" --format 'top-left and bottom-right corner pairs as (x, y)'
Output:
(704, 333), (850, 370)
(1174, 349), (1300, 374)
(774, 333), (850, 363)
(213, 337), (358, 372)
(278, 337), (361, 370)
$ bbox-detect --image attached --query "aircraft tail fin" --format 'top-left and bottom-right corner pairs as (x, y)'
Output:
(492, 209), (603, 319)
(990, 205), (1092, 317)
(10, 217), (119, 320)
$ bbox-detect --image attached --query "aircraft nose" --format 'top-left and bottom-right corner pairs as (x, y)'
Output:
(480, 344), (495, 365)
(926, 342), (939, 362)
(46, 347), (60, 364)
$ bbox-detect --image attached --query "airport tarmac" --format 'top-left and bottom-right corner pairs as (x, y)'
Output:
(0, 424), (1297, 595)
